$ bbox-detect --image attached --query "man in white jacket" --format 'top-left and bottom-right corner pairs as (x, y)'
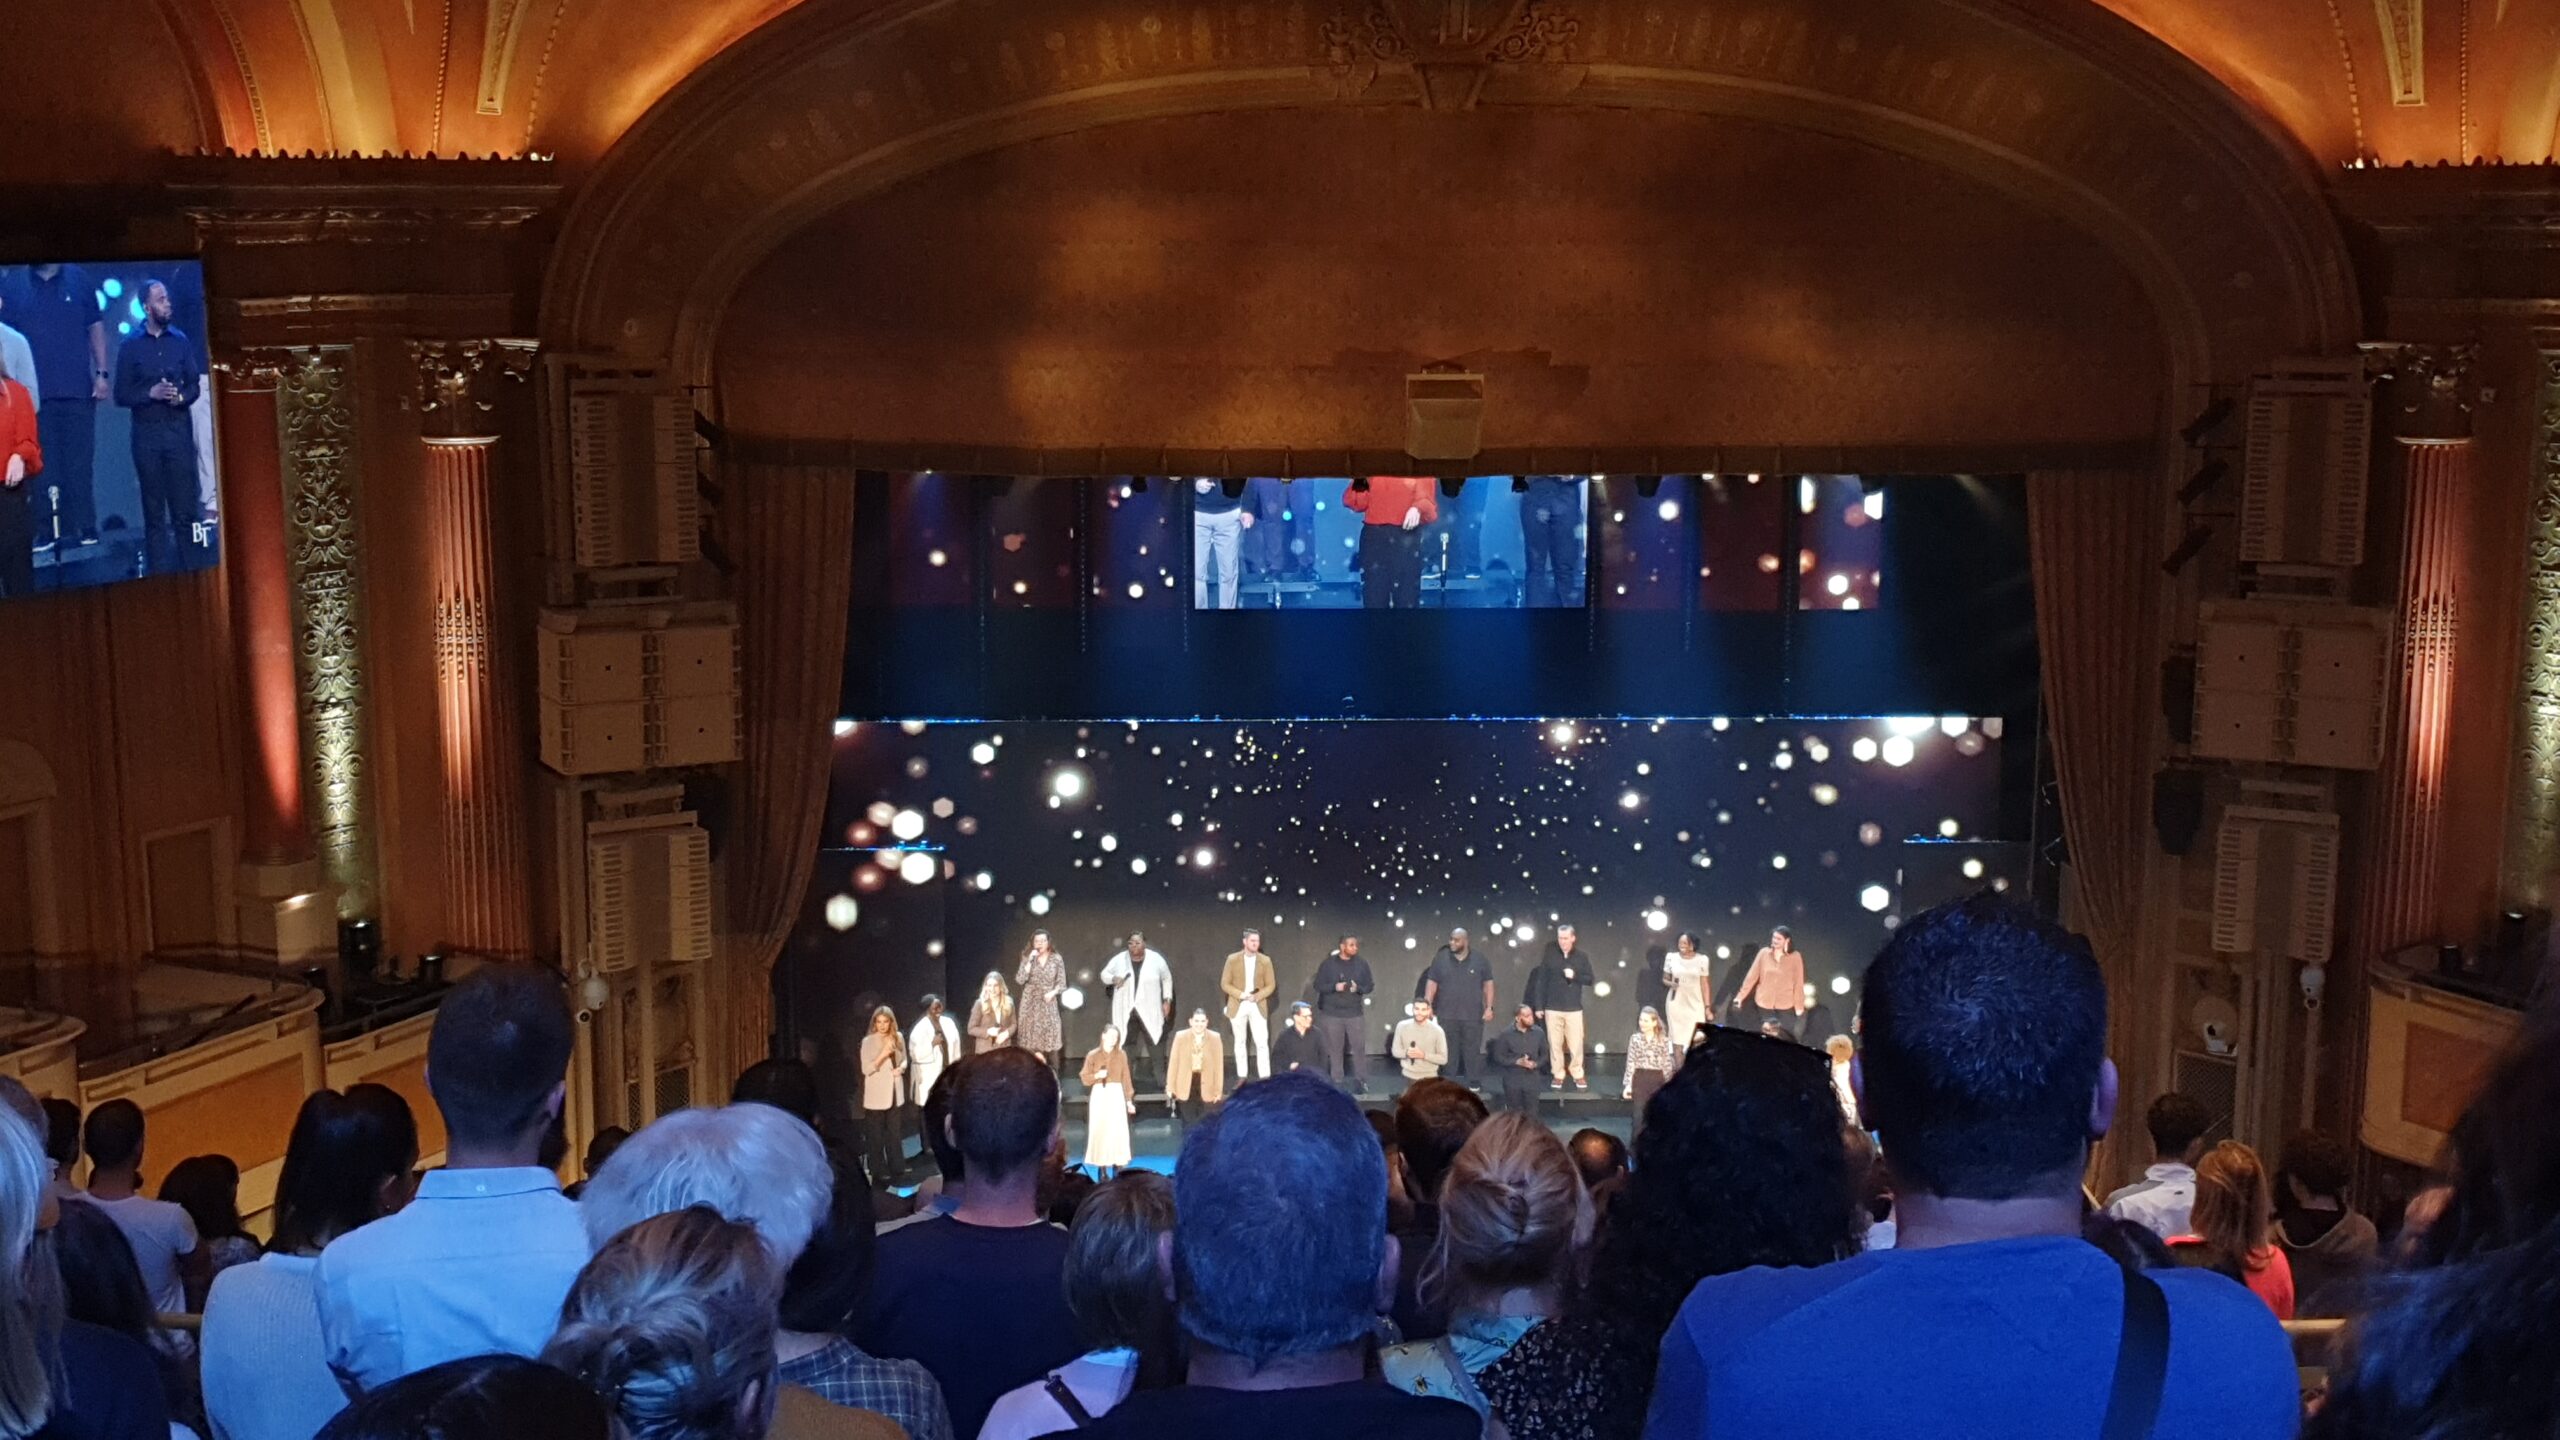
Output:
(1393, 1001), (1449, 1085)
(1102, 932), (1175, 1094)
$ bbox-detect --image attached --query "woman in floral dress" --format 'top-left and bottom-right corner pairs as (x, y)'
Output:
(1016, 929), (1067, 1071)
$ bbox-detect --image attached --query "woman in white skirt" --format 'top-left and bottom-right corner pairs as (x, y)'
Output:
(1080, 1025), (1137, 1179)
(1663, 931), (1712, 1049)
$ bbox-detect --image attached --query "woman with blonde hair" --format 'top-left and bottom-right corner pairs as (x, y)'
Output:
(968, 971), (1015, 1053)
(857, 1006), (908, 1184)
(2170, 1138), (2296, 1319)
(1079, 1025), (1137, 1179)
(1380, 1112), (1594, 1436)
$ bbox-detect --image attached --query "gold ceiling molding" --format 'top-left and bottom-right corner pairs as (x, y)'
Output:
(479, 0), (535, 115)
(543, 0), (2357, 388)
(2374, 0), (2425, 106)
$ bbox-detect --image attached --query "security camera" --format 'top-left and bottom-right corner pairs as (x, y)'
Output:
(2300, 961), (2327, 1012)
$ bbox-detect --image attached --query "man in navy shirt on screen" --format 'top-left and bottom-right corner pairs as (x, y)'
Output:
(1643, 896), (2299, 1440)
(113, 280), (203, 575)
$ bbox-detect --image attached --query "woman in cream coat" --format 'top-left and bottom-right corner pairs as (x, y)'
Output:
(1080, 1025), (1137, 1178)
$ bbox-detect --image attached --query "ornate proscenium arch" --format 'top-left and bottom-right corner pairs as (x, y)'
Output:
(544, 0), (2358, 385)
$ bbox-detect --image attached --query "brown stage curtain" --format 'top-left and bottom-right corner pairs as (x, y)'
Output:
(722, 462), (857, 1076)
(2027, 466), (2164, 1193)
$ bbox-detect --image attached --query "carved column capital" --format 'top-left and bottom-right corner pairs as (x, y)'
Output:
(2360, 342), (2487, 444)
(212, 349), (297, 392)
(409, 339), (536, 444)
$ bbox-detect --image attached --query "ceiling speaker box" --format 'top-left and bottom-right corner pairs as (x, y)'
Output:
(1407, 371), (1485, 462)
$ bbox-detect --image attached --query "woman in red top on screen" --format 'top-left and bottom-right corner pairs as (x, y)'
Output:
(2169, 1139), (2296, 1319)
(1343, 476), (1438, 609)
(0, 372), (43, 599)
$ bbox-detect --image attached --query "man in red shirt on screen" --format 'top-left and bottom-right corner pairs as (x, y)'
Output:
(0, 372), (42, 597)
(1343, 475), (1438, 609)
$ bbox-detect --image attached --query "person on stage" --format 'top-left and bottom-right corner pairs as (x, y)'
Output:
(909, 994), (964, 1161)
(1342, 475), (1438, 609)
(1165, 1009), (1225, 1132)
(1525, 924), (1592, 1090)
(1272, 1001), (1325, 1076)
(1420, 928), (1494, 1086)
(113, 279), (203, 576)
(1663, 932), (1712, 1049)
(1016, 931), (1068, 1072)
(1101, 932), (1174, 1094)
(1623, 1007), (1679, 1139)
(1079, 1026), (1137, 1180)
(968, 971), (1016, 1053)
(1824, 1034), (1860, 1126)
(859, 1005), (910, 1183)
(1311, 935), (1374, 1092)
(1729, 925), (1809, 1041)
(1488, 1005), (1547, 1115)
(1394, 1001), (1449, 1087)
(1219, 929), (1277, 1081)
(0, 365), (40, 598)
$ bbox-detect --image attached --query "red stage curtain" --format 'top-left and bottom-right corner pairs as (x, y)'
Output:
(2028, 466), (2164, 1191)
(723, 462), (857, 1073)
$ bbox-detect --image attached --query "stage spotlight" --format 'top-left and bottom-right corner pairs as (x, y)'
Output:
(1049, 766), (1089, 801)
(898, 851), (938, 885)
(890, 809), (925, 841)
(1831, 975), (1853, 996)
(1439, 477), (1465, 498)
(1644, 908), (1669, 931)
(1221, 476), (1248, 499)
(970, 741), (996, 765)
(2180, 396), (2236, 446)
(824, 895), (860, 931)
(1962, 858), (1985, 879)
(2177, 459), (2229, 505)
(1881, 736), (1916, 767)
(2160, 524), (2213, 576)
(1635, 476), (1663, 498)
(1029, 893), (1052, 915)
(1859, 885), (1892, 912)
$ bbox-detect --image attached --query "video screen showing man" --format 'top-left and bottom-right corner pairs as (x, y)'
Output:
(113, 279), (207, 577)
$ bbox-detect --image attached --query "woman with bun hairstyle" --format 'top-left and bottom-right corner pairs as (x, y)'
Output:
(1378, 1112), (1593, 1436)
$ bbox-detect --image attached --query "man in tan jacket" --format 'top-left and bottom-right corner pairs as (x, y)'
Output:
(1394, 1001), (1449, 1084)
(1166, 1009), (1227, 1129)
(1220, 929), (1279, 1081)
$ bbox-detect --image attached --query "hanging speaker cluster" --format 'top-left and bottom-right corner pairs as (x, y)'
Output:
(1406, 370), (1485, 462)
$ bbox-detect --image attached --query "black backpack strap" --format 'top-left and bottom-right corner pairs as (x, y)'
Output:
(2100, 1268), (2172, 1440)
(1044, 1372), (1098, 1429)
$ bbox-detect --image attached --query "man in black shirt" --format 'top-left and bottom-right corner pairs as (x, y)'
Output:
(1271, 1001), (1325, 1076)
(862, 1048), (1081, 1439)
(1419, 927), (1495, 1085)
(1054, 1073), (1477, 1440)
(1310, 936), (1373, 1094)
(112, 280), (203, 576)
(1525, 924), (1593, 1089)
(1488, 1006), (1547, 1115)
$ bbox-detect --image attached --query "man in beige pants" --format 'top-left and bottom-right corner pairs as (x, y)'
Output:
(1526, 924), (1592, 1089)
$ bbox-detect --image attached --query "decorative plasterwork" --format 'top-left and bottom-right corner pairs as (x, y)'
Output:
(173, 153), (560, 247)
(2362, 340), (2484, 441)
(410, 338), (537, 441)
(2505, 347), (2560, 909)
(276, 347), (379, 919)
(2373, 0), (2424, 107)
(479, 0), (536, 115)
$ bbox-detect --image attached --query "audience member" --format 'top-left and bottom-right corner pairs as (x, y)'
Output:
(578, 1104), (924, 1440)
(776, 1195), (951, 1440)
(1389, 1079), (1488, 1341)
(2104, 1090), (2213, 1240)
(2084, 1213), (2177, 1273)
(0, 1099), (170, 1440)
(980, 1172), (1180, 1440)
(1567, 1128), (1628, 1193)
(315, 965), (587, 1391)
(859, 1048), (1079, 1439)
(159, 1154), (260, 1305)
(2273, 1130), (2378, 1315)
(1063, 1072), (1477, 1439)
(51, 1198), (203, 1432)
(204, 1086), (420, 1440)
(1381, 1114), (1593, 1436)
(311, 1354), (609, 1440)
(1842, 1126), (1895, 1251)
(1506, 1027), (1858, 1440)
(77, 1098), (201, 1317)
(1645, 896), (2298, 1440)
(563, 1126), (627, 1201)
(2169, 1140), (2294, 1319)
(877, 1073), (961, 1236)
(734, 1058), (875, 1222)
(39, 1098), (78, 1200)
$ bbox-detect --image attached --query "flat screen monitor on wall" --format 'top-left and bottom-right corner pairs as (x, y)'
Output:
(0, 259), (221, 600)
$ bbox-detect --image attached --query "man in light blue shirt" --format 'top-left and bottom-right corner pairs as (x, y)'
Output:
(2104, 1091), (2214, 1240)
(1644, 897), (2300, 1440)
(315, 966), (590, 1393)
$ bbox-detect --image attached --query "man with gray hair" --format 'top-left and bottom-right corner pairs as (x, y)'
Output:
(1061, 1072), (1476, 1438)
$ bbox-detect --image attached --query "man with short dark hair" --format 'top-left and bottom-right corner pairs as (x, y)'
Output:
(1272, 1000), (1325, 1076)
(316, 965), (586, 1391)
(80, 1097), (201, 1316)
(1568, 1127), (1629, 1192)
(1645, 897), (2298, 1440)
(40, 1095), (79, 1199)
(2104, 1091), (2214, 1240)
(1311, 936), (1373, 1093)
(1526, 924), (1593, 1088)
(1488, 1005), (1546, 1115)
(861, 1047), (1079, 1439)
(1420, 928), (1494, 1085)
(1388, 1078), (1487, 1341)
(112, 279), (203, 575)
(1064, 1073), (1477, 1439)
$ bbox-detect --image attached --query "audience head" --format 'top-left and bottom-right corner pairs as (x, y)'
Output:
(1568, 1127), (1629, 1192)
(580, 1105), (831, 1270)
(1394, 1078), (1488, 1203)
(38, 1099), (76, 1177)
(158, 1153), (246, 1241)
(729, 1058), (823, 1129)
(919, 1070), (963, 1183)
(0, 1105), (52, 1440)
(776, 1172), (877, 1339)
(79, 1098), (145, 1177)
(426, 965), (574, 1154)
(945, 1048), (1060, 1187)
(2278, 1129), (2355, 1209)
(271, 1085), (422, 1256)
(1425, 1113), (1593, 1313)
(545, 1206), (782, 1440)
(0, 1081), (39, 1150)
(582, 1126), (631, 1182)
(2145, 1092), (2214, 1168)
(314, 1354), (611, 1440)
(2187, 1140), (2272, 1270)
(1587, 1028), (1859, 1338)
(1064, 1172), (1178, 1353)
(51, 1199), (155, 1337)
(1857, 895), (2111, 1201)
(1172, 1072), (1389, 1367)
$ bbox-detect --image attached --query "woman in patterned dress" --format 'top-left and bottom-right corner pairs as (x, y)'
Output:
(1621, 1007), (1680, 1140)
(1016, 930), (1067, 1071)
